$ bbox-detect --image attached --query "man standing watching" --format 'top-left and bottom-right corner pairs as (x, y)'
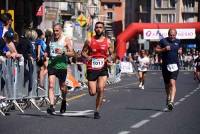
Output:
(155, 28), (182, 111)
(81, 21), (114, 119)
(46, 23), (75, 115)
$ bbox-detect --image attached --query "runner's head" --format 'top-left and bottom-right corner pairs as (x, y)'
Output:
(168, 28), (177, 41)
(53, 23), (63, 40)
(94, 21), (104, 37)
(140, 49), (146, 57)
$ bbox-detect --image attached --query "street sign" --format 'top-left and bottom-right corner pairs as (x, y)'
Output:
(76, 14), (87, 27)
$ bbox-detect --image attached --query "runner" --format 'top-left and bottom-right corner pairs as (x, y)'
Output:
(46, 23), (75, 115)
(137, 49), (150, 90)
(81, 21), (114, 119)
(194, 52), (200, 82)
(155, 28), (182, 111)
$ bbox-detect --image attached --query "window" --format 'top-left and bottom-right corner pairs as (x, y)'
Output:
(155, 0), (176, 8)
(154, 14), (161, 22)
(107, 4), (114, 9)
(184, 0), (195, 8)
(162, 0), (168, 8)
(169, 14), (175, 22)
(156, 14), (175, 23)
(169, 0), (176, 8)
(155, 0), (162, 8)
(162, 14), (168, 22)
(107, 12), (113, 20)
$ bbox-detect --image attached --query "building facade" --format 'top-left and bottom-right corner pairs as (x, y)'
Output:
(99, 0), (124, 40)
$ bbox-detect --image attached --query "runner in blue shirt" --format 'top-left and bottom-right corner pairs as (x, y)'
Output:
(155, 28), (182, 111)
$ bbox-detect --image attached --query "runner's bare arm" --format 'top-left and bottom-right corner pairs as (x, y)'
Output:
(155, 44), (167, 53)
(108, 39), (114, 55)
(106, 39), (115, 66)
(81, 39), (91, 60)
(64, 37), (75, 57)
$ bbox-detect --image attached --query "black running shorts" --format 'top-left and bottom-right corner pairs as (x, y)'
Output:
(48, 67), (67, 83)
(162, 66), (179, 84)
(87, 68), (108, 81)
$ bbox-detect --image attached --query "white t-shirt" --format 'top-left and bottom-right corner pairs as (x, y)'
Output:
(137, 56), (150, 72)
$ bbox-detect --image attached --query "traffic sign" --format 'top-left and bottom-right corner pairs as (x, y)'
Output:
(76, 14), (87, 27)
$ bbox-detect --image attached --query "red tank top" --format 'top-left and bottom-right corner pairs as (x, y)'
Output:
(87, 37), (109, 70)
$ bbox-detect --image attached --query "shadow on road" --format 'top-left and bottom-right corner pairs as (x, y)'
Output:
(126, 107), (165, 112)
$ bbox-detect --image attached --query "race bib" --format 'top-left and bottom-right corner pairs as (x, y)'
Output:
(49, 42), (59, 57)
(92, 58), (105, 69)
(167, 64), (178, 72)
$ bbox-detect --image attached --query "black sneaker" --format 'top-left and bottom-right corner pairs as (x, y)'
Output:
(94, 112), (101, 119)
(167, 102), (174, 111)
(47, 106), (56, 115)
(60, 100), (67, 113)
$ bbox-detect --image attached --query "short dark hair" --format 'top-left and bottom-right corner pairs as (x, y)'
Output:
(4, 30), (14, 40)
(0, 13), (13, 24)
(95, 21), (104, 27)
(35, 29), (43, 37)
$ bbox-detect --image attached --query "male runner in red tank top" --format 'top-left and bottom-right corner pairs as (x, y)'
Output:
(81, 21), (114, 119)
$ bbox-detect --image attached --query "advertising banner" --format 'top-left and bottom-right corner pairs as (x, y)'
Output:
(143, 29), (196, 40)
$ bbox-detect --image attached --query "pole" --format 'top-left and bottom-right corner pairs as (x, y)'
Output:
(6, 0), (9, 12)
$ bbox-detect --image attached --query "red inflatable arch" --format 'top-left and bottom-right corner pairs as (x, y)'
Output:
(116, 22), (200, 59)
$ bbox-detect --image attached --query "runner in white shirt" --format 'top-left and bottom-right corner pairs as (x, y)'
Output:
(137, 50), (150, 89)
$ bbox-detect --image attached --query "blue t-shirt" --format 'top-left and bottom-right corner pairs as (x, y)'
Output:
(159, 37), (181, 65)
(35, 39), (47, 58)
(0, 21), (3, 38)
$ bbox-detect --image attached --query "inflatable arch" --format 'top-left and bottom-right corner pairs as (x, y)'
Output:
(116, 22), (200, 59)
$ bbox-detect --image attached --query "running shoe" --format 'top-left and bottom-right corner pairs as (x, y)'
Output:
(167, 102), (174, 111)
(139, 82), (142, 88)
(141, 85), (144, 90)
(166, 98), (171, 105)
(94, 112), (101, 119)
(47, 106), (56, 115)
(60, 100), (67, 113)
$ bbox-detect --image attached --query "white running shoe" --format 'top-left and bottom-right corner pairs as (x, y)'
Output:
(139, 83), (142, 88)
(141, 85), (144, 90)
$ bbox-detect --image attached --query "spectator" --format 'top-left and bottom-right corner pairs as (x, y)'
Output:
(35, 29), (47, 90)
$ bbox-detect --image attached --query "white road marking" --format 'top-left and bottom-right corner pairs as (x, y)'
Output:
(42, 110), (94, 116)
(105, 82), (138, 90)
(150, 112), (163, 118)
(131, 119), (150, 129)
(185, 94), (190, 98)
(118, 131), (131, 134)
(189, 92), (194, 95)
(179, 98), (186, 102)
(174, 102), (180, 106)
(194, 89), (198, 92)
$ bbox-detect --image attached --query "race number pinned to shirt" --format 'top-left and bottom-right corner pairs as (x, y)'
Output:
(49, 42), (59, 57)
(167, 64), (178, 72)
(92, 58), (105, 69)
(49, 42), (65, 57)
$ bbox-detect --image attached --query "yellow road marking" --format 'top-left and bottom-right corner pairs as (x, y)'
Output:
(66, 93), (87, 102)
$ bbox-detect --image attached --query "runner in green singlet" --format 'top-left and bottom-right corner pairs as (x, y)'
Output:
(46, 23), (75, 115)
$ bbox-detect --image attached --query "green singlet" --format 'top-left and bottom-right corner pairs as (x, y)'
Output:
(48, 36), (68, 70)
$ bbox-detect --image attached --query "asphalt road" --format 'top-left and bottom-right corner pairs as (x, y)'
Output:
(0, 71), (200, 134)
